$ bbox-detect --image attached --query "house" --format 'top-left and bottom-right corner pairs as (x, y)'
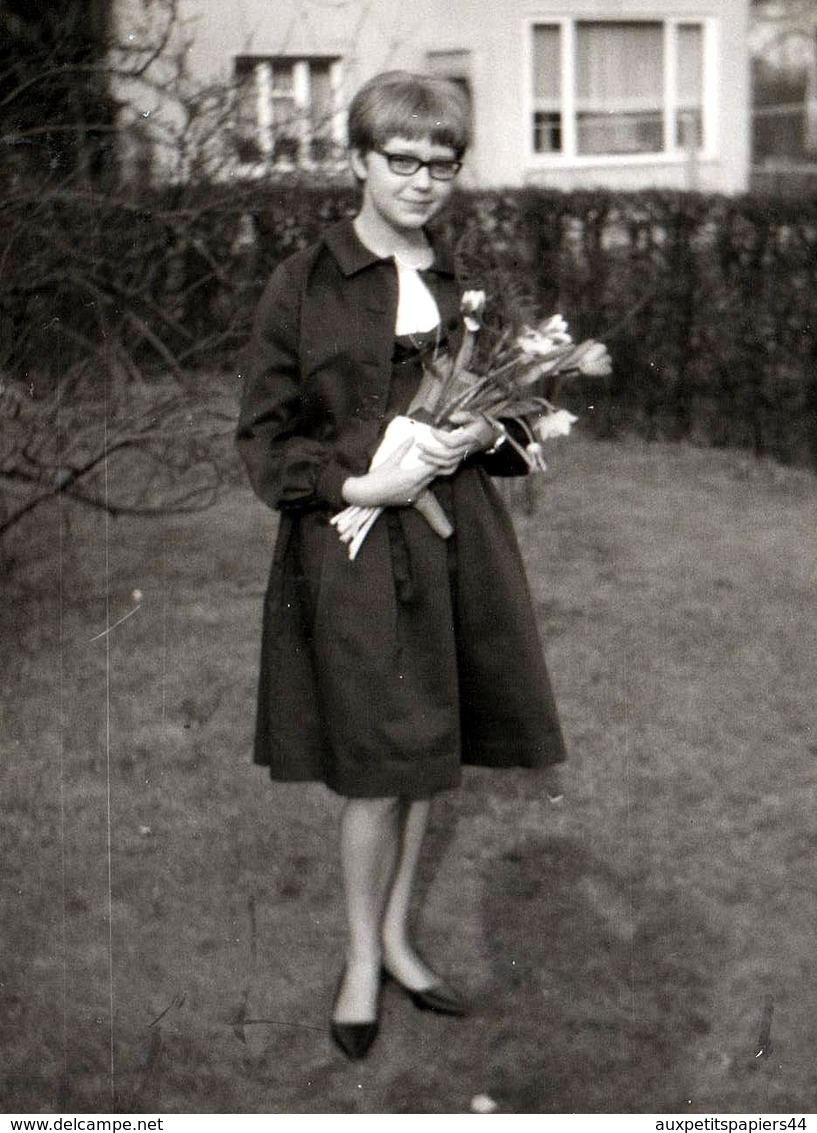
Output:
(115, 0), (751, 193)
(750, 0), (817, 160)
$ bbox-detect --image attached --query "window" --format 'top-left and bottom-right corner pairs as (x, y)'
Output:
(676, 24), (704, 151)
(232, 56), (342, 167)
(576, 22), (664, 154)
(532, 25), (562, 154)
(531, 19), (709, 159)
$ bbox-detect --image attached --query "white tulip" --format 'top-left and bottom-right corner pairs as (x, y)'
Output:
(533, 409), (579, 441)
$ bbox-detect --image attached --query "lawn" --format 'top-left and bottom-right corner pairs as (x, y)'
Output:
(2, 433), (816, 1114)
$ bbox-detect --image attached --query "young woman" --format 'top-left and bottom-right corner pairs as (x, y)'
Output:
(237, 71), (566, 1061)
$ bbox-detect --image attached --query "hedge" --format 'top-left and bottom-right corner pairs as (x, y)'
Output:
(1, 182), (816, 469)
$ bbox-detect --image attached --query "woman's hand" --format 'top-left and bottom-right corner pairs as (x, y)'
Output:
(341, 438), (437, 508)
(414, 415), (499, 476)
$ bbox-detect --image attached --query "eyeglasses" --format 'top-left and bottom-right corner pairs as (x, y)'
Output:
(375, 149), (463, 181)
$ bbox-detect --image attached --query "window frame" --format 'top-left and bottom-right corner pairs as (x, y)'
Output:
(524, 15), (718, 167)
(232, 55), (345, 174)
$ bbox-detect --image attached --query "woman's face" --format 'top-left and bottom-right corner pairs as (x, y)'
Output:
(352, 135), (460, 236)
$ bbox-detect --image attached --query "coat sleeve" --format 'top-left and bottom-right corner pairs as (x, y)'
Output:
(236, 259), (349, 512)
(473, 419), (533, 477)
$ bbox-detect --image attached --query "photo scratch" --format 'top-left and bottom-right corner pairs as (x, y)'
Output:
(88, 603), (143, 642)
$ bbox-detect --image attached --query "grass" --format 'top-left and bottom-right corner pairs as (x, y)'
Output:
(1, 433), (816, 1114)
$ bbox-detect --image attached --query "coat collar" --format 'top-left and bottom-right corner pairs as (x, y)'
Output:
(322, 217), (456, 279)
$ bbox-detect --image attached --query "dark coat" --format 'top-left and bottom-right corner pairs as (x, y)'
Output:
(237, 219), (566, 797)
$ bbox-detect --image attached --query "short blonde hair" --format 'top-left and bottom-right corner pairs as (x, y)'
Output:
(347, 70), (471, 158)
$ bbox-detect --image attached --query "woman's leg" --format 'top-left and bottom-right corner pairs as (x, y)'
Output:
(380, 798), (440, 990)
(333, 796), (402, 1023)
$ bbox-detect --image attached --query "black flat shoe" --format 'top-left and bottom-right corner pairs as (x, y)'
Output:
(330, 968), (380, 1060)
(382, 968), (468, 1017)
(330, 1019), (379, 1061)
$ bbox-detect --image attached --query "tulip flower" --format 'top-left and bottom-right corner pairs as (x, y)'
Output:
(330, 295), (610, 559)
(573, 340), (612, 377)
(533, 409), (579, 441)
(517, 315), (573, 357)
(461, 290), (487, 332)
(525, 442), (548, 472)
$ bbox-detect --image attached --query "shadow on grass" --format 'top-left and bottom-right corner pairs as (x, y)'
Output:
(474, 834), (721, 1113)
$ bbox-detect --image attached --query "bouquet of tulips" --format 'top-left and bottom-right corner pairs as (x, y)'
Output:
(330, 290), (611, 560)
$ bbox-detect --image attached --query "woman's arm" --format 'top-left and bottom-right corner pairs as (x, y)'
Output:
(475, 418), (537, 477)
(443, 414), (535, 478)
(413, 416), (498, 473)
(236, 259), (355, 512)
(340, 439), (439, 508)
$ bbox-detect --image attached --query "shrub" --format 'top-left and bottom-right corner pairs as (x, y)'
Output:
(2, 181), (816, 535)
